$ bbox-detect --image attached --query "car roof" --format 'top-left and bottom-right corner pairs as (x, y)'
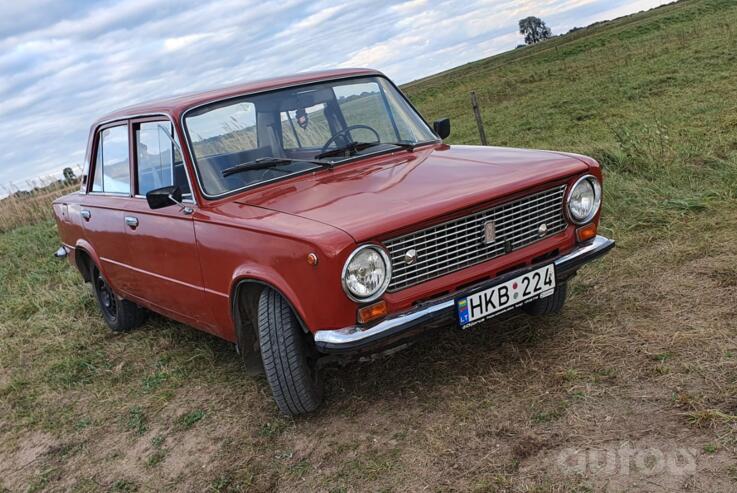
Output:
(93, 68), (383, 125)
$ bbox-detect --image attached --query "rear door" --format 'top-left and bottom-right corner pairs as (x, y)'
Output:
(80, 123), (133, 292)
(117, 118), (207, 326)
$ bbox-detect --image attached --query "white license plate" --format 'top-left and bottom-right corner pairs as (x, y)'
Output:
(456, 264), (556, 329)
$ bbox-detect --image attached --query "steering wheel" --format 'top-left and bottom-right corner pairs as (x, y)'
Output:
(321, 125), (381, 154)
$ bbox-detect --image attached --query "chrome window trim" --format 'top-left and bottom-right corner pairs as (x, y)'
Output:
(132, 194), (196, 204)
(341, 244), (393, 303)
(87, 192), (132, 197)
(179, 74), (439, 201)
(565, 174), (601, 225)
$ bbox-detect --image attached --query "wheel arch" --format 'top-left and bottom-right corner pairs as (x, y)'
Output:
(73, 239), (101, 283)
(230, 277), (311, 358)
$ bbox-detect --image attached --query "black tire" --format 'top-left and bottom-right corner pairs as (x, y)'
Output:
(257, 288), (323, 416)
(522, 281), (567, 316)
(91, 266), (147, 332)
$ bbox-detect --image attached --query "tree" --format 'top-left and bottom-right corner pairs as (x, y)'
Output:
(63, 167), (76, 183)
(519, 16), (552, 45)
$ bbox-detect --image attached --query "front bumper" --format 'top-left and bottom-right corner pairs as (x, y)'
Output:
(314, 235), (614, 353)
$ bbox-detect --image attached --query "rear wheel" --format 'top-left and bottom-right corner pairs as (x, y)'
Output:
(523, 281), (567, 316)
(258, 288), (323, 416)
(91, 266), (147, 332)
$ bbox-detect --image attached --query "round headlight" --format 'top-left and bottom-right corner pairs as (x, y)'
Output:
(342, 245), (392, 302)
(567, 175), (602, 224)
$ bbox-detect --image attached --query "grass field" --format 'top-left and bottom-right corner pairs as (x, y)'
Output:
(0, 180), (80, 234)
(2, 0), (737, 490)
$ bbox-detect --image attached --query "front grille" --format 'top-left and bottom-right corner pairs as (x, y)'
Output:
(384, 185), (567, 292)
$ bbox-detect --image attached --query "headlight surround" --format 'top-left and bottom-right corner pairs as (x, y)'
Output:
(341, 245), (392, 302)
(566, 175), (602, 224)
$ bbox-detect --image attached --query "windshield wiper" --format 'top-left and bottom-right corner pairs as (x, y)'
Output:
(315, 141), (378, 160)
(222, 156), (333, 177)
(383, 142), (420, 151)
(315, 141), (428, 160)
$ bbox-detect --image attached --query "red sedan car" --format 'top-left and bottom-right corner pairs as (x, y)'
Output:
(53, 68), (614, 416)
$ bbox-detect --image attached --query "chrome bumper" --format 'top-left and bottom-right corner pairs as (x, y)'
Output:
(54, 245), (68, 258)
(314, 235), (615, 353)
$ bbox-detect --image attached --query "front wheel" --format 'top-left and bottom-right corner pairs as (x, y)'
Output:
(258, 288), (323, 416)
(91, 266), (147, 332)
(522, 281), (567, 316)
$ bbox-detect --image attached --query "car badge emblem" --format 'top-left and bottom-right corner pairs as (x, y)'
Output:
(404, 248), (418, 265)
(483, 221), (496, 244)
(538, 223), (548, 237)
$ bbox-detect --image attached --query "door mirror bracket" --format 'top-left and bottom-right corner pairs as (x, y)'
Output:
(146, 185), (193, 214)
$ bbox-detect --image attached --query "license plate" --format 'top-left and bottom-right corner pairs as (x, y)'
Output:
(456, 264), (556, 329)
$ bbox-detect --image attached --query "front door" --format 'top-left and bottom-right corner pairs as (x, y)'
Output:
(118, 119), (207, 327)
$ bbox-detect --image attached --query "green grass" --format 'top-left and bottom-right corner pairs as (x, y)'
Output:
(405, 0), (737, 248)
(2, 0), (737, 490)
(176, 409), (206, 430)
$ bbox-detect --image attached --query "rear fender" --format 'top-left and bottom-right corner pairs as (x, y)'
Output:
(73, 239), (119, 291)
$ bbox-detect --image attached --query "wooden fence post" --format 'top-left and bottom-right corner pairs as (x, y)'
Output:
(470, 91), (488, 146)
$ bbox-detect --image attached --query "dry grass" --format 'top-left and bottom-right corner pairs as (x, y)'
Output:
(0, 178), (80, 234)
(2, 209), (736, 491)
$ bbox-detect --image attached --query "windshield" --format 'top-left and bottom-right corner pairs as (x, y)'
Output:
(184, 76), (437, 196)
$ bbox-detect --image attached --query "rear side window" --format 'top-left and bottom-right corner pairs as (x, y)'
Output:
(91, 125), (130, 194)
(135, 122), (191, 198)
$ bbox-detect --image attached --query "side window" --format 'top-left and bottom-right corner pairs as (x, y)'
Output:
(91, 142), (103, 192)
(280, 103), (332, 149)
(135, 122), (191, 198)
(91, 125), (131, 194)
(280, 112), (300, 149)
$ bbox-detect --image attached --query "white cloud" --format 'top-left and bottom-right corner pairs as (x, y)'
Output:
(0, 0), (671, 185)
(163, 33), (213, 52)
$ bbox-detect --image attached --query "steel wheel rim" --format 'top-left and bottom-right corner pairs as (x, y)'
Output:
(96, 273), (117, 320)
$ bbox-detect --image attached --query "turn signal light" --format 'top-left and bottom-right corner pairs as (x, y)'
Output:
(576, 223), (597, 243)
(357, 300), (388, 324)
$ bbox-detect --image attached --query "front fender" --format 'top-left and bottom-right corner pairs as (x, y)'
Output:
(229, 264), (308, 330)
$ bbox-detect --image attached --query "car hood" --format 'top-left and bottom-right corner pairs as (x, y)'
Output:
(234, 144), (590, 242)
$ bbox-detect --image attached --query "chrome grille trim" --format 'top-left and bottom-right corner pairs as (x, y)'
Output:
(384, 185), (567, 291)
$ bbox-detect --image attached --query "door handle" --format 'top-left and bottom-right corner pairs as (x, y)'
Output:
(124, 216), (139, 228)
(80, 209), (91, 221)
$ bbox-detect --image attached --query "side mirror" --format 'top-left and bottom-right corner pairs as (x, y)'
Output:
(433, 118), (451, 139)
(146, 185), (182, 210)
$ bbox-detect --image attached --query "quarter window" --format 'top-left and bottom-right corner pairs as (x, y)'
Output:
(91, 125), (131, 194)
(135, 122), (191, 197)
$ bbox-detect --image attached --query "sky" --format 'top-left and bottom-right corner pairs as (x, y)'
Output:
(0, 0), (671, 187)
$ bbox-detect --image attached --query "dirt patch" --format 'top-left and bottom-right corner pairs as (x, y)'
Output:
(524, 437), (736, 492)
(0, 429), (59, 490)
